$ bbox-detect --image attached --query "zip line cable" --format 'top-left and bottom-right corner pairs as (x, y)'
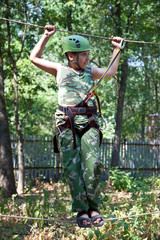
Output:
(0, 17), (160, 45)
(0, 211), (159, 224)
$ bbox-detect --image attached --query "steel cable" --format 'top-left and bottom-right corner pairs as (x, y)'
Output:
(0, 211), (159, 224)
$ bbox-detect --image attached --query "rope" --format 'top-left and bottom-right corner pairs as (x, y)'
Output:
(0, 211), (159, 224)
(0, 213), (75, 223)
(0, 17), (160, 45)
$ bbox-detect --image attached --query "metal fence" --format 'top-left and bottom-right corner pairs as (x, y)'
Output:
(11, 135), (160, 181)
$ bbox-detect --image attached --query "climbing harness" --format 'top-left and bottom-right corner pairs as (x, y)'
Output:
(53, 105), (101, 152)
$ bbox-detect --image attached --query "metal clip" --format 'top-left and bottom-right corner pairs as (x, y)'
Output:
(99, 115), (107, 130)
(120, 38), (125, 49)
(58, 127), (62, 136)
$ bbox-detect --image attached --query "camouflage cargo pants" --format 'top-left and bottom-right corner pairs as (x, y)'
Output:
(58, 127), (103, 212)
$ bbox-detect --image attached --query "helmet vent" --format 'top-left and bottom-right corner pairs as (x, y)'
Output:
(69, 38), (80, 48)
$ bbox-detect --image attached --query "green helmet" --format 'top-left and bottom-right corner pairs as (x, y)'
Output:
(62, 35), (90, 54)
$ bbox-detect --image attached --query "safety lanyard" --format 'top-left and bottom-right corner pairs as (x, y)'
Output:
(85, 47), (123, 104)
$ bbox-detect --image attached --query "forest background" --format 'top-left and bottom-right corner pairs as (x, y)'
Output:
(0, 0), (159, 139)
(0, 0), (160, 194)
(0, 1), (160, 239)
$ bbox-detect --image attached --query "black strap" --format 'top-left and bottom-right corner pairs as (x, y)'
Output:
(65, 108), (77, 150)
(58, 105), (97, 115)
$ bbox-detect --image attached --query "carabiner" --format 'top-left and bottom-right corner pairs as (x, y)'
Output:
(120, 38), (125, 49)
(99, 115), (107, 130)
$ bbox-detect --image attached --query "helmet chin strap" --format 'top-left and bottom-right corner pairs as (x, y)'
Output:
(70, 53), (83, 71)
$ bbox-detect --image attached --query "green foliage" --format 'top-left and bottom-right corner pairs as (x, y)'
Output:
(25, 188), (51, 228)
(0, 177), (159, 239)
(109, 168), (133, 191)
(130, 177), (153, 193)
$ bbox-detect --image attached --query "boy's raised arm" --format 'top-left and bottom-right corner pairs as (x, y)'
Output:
(92, 37), (123, 80)
(30, 25), (60, 77)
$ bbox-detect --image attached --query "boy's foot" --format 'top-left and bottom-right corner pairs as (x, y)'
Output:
(77, 211), (91, 228)
(89, 209), (104, 227)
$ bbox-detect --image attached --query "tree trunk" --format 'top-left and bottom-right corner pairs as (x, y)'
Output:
(0, 44), (16, 197)
(5, 0), (25, 194)
(16, 126), (24, 194)
(111, 59), (128, 167)
(13, 63), (24, 195)
(110, 0), (139, 167)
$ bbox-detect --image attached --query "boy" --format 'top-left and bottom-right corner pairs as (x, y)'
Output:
(30, 25), (123, 228)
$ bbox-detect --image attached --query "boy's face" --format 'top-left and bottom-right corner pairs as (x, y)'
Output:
(69, 51), (90, 70)
(77, 51), (90, 69)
